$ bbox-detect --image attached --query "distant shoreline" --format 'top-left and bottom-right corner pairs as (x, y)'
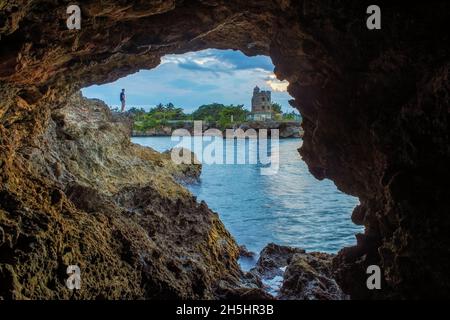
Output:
(130, 120), (304, 139)
(131, 134), (302, 139)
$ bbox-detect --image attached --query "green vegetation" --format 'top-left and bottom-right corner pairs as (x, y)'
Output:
(192, 103), (248, 129)
(128, 102), (300, 132)
(282, 111), (300, 121)
(271, 102), (283, 114)
(132, 103), (187, 131)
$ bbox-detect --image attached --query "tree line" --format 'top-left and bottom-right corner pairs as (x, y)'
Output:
(127, 102), (301, 131)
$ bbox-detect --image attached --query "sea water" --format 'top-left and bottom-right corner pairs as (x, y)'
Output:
(132, 136), (362, 256)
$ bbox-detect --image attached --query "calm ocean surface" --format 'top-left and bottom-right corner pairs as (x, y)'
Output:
(132, 136), (362, 254)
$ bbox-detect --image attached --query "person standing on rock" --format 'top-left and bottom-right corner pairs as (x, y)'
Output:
(120, 88), (126, 112)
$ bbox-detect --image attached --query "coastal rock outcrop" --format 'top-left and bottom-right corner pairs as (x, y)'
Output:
(0, 92), (241, 299)
(49, 93), (202, 191)
(251, 243), (306, 280)
(241, 121), (303, 138)
(0, 1), (449, 299)
(132, 125), (175, 137)
(250, 243), (346, 300)
(132, 121), (303, 138)
(279, 252), (346, 300)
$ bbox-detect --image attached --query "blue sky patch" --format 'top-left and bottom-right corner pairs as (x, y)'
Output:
(82, 49), (295, 113)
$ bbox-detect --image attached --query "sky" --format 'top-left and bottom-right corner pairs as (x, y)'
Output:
(82, 49), (297, 114)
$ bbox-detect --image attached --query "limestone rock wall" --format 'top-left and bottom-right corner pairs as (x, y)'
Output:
(0, 92), (241, 299)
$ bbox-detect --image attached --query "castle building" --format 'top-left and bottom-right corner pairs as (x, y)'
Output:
(247, 86), (273, 121)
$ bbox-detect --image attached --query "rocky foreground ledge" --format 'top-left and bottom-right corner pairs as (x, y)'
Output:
(0, 93), (242, 299)
(239, 243), (347, 300)
(0, 93), (343, 299)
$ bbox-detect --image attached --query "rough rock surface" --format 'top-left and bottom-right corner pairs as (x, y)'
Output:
(48, 93), (202, 193)
(250, 243), (345, 300)
(0, 1), (449, 299)
(0, 92), (241, 299)
(279, 252), (346, 300)
(252, 243), (306, 280)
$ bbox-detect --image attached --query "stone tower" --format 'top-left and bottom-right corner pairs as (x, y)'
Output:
(251, 86), (272, 112)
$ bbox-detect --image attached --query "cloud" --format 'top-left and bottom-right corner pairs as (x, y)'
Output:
(162, 49), (274, 74)
(265, 74), (289, 92)
(211, 50), (274, 71)
(162, 51), (235, 75)
(82, 49), (295, 113)
(167, 79), (219, 91)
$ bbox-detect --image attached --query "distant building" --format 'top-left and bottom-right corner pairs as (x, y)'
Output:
(247, 86), (273, 121)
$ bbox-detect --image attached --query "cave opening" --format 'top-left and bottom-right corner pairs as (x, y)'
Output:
(81, 48), (363, 262)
